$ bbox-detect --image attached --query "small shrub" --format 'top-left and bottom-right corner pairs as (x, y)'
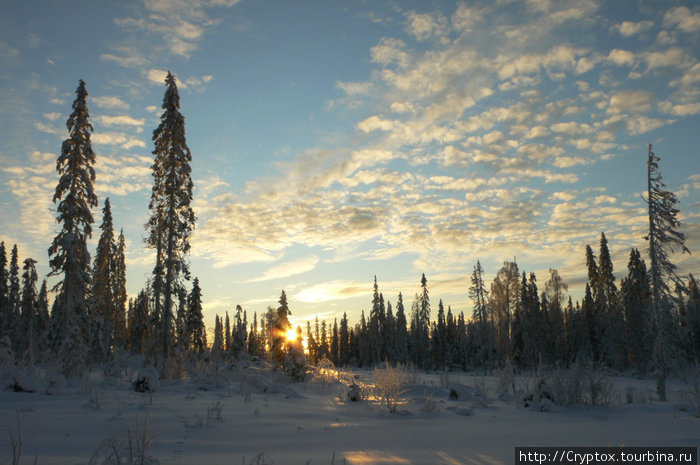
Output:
(419, 394), (439, 414)
(374, 362), (407, 413)
(89, 407), (158, 465)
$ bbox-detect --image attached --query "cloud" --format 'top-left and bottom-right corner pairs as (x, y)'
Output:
(610, 21), (654, 37)
(145, 68), (169, 86)
(2, 152), (58, 240)
(336, 81), (372, 96)
(296, 280), (371, 303)
(664, 6), (700, 33)
(114, 0), (243, 59)
(404, 10), (449, 41)
(96, 115), (146, 127)
(92, 96), (130, 111)
(99, 50), (148, 68)
(607, 49), (636, 67)
(644, 48), (691, 70)
(43, 112), (62, 121)
(34, 122), (60, 135)
(606, 90), (654, 115)
(248, 256), (320, 282)
(92, 131), (146, 150)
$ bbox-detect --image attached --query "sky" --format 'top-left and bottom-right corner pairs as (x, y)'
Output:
(1, 0), (699, 333)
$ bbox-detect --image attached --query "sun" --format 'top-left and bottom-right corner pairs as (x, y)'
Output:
(285, 328), (298, 343)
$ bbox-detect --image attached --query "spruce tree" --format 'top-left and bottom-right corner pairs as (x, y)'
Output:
(212, 315), (224, 355)
(271, 290), (291, 366)
(186, 277), (205, 353)
(646, 143), (691, 400)
(113, 230), (128, 349)
(415, 274), (431, 368)
(224, 311), (231, 353)
(339, 312), (350, 365)
(48, 80), (98, 376)
(544, 269), (567, 364)
(20, 258), (39, 364)
(470, 261), (491, 368)
(394, 293), (408, 364)
(8, 245), (20, 349)
(0, 242), (8, 340)
(36, 280), (50, 360)
(146, 71), (196, 361)
(92, 198), (116, 361)
(685, 274), (700, 361)
(330, 318), (339, 365)
(621, 248), (652, 372)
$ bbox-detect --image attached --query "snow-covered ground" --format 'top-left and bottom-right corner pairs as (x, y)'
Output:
(1, 365), (698, 465)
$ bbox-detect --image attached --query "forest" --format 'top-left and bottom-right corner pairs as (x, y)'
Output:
(1, 74), (698, 407)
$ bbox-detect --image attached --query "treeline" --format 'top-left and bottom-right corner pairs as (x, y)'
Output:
(207, 236), (700, 374)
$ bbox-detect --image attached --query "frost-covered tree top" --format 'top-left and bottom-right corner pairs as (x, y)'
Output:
(646, 143), (691, 301)
(49, 79), (97, 293)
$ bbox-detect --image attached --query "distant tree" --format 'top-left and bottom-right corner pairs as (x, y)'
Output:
(330, 318), (339, 365)
(175, 287), (187, 346)
(596, 233), (625, 368)
(232, 305), (248, 357)
(113, 230), (128, 349)
(319, 320), (329, 359)
(8, 245), (20, 349)
(145, 71), (196, 361)
(412, 275), (431, 368)
(621, 248), (652, 372)
(212, 315), (224, 356)
(489, 260), (519, 361)
(48, 80), (98, 376)
(645, 143), (691, 400)
(224, 311), (231, 353)
(129, 289), (150, 355)
(271, 290), (291, 367)
(0, 242), (9, 340)
(469, 260), (492, 369)
(433, 299), (448, 369)
(186, 277), (205, 353)
(394, 293), (409, 364)
(384, 300), (396, 363)
(368, 276), (383, 364)
(339, 312), (350, 365)
(685, 274), (700, 361)
(36, 279), (50, 359)
(544, 269), (567, 364)
(20, 258), (39, 364)
(92, 198), (116, 362)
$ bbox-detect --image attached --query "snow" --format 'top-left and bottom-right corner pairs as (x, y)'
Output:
(0, 367), (697, 465)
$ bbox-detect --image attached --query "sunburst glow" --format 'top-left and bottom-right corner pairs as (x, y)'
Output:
(285, 328), (298, 342)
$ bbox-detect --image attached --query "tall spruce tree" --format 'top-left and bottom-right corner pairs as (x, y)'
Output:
(646, 143), (691, 400)
(146, 71), (196, 361)
(48, 80), (98, 376)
